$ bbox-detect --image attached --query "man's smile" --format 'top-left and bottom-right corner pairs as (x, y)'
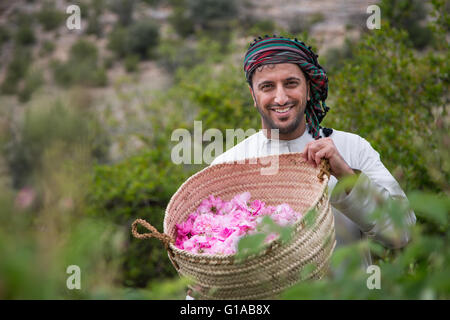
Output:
(269, 103), (296, 118)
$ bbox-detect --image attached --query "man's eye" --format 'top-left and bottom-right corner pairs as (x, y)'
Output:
(286, 81), (298, 86)
(261, 84), (272, 90)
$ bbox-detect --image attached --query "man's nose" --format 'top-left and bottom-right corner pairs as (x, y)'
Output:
(274, 85), (288, 106)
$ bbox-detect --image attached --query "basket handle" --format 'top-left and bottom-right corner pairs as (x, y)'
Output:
(131, 219), (180, 271)
(131, 219), (174, 250)
(317, 158), (331, 182)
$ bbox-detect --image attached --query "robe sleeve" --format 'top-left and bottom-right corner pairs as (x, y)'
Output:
(329, 136), (417, 249)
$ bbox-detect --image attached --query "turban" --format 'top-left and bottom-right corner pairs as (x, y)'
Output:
(244, 35), (331, 139)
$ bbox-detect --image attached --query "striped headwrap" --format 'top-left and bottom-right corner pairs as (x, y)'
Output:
(244, 35), (331, 139)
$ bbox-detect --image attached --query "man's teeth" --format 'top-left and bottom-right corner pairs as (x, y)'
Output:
(272, 106), (292, 113)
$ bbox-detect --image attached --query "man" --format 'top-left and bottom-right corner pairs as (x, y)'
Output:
(210, 35), (417, 267)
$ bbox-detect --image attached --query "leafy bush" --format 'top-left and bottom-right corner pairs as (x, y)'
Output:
(323, 24), (448, 192)
(86, 12), (103, 37)
(84, 0), (105, 36)
(37, 2), (65, 31)
(87, 143), (193, 287)
(142, 0), (165, 6)
(18, 68), (44, 102)
(107, 26), (128, 58)
(51, 39), (108, 87)
(187, 0), (237, 31)
(127, 21), (159, 59)
(0, 25), (10, 49)
(39, 40), (55, 57)
(169, 0), (238, 38)
(3, 92), (110, 189)
(0, 137), (124, 299)
(279, 190), (450, 299)
(1, 46), (32, 95)
(157, 35), (226, 73)
(247, 19), (277, 37)
(108, 21), (159, 60)
(287, 12), (325, 34)
(321, 38), (356, 74)
(124, 54), (139, 72)
(14, 24), (36, 46)
(168, 5), (195, 38)
(109, 0), (136, 26)
(380, 0), (435, 49)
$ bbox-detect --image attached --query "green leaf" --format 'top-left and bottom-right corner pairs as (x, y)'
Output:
(236, 233), (267, 260)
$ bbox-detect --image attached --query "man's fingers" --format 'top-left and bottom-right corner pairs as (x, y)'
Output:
(303, 139), (333, 167)
(302, 145), (308, 161)
(308, 147), (316, 166)
(315, 148), (328, 165)
(306, 146), (312, 163)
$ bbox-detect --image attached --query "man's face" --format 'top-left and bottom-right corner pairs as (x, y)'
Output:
(250, 63), (310, 140)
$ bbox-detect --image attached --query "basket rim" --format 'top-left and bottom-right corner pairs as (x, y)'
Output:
(163, 152), (330, 260)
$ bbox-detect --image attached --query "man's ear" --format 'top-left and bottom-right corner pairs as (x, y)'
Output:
(249, 86), (256, 107)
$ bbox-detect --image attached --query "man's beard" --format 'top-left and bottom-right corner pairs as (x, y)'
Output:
(255, 102), (305, 135)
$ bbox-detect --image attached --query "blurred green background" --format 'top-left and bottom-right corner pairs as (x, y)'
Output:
(0, 0), (448, 299)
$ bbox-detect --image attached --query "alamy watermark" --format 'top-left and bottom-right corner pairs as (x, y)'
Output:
(66, 265), (81, 290)
(66, 5), (81, 30)
(366, 264), (381, 290)
(171, 121), (281, 175)
(367, 5), (381, 30)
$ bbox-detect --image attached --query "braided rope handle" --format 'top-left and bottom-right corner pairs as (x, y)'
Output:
(131, 219), (173, 249)
(131, 219), (180, 270)
(317, 158), (331, 182)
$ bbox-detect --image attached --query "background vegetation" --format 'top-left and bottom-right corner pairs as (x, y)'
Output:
(0, 0), (448, 299)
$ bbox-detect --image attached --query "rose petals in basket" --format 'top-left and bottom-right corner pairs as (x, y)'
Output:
(174, 192), (303, 255)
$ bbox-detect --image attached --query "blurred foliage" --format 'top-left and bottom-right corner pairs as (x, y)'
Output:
(109, 0), (136, 26)
(86, 0), (105, 37)
(2, 90), (110, 189)
(172, 52), (259, 138)
(157, 34), (230, 73)
(142, 0), (166, 6)
(51, 39), (108, 87)
(124, 54), (140, 72)
(36, 1), (65, 31)
(107, 26), (128, 58)
(287, 12), (325, 35)
(0, 98), (121, 298)
(126, 21), (160, 59)
(86, 118), (194, 287)
(0, 25), (11, 50)
(1, 46), (32, 95)
(380, 0), (436, 49)
(321, 38), (356, 75)
(39, 40), (56, 57)
(236, 216), (295, 261)
(246, 19), (278, 37)
(0, 156), (126, 299)
(14, 24), (36, 46)
(323, 24), (448, 192)
(279, 192), (450, 299)
(108, 21), (160, 60)
(168, 0), (238, 42)
(18, 67), (44, 103)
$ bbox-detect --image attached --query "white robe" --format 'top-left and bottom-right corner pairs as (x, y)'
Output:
(210, 127), (417, 269)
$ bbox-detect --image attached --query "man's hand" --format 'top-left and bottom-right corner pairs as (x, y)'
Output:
(302, 137), (355, 180)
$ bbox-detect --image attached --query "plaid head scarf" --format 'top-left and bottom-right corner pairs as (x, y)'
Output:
(244, 35), (332, 139)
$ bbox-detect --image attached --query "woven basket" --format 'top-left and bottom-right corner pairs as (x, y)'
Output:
(132, 152), (336, 300)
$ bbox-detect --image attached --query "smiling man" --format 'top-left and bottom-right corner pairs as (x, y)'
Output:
(210, 35), (417, 266)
